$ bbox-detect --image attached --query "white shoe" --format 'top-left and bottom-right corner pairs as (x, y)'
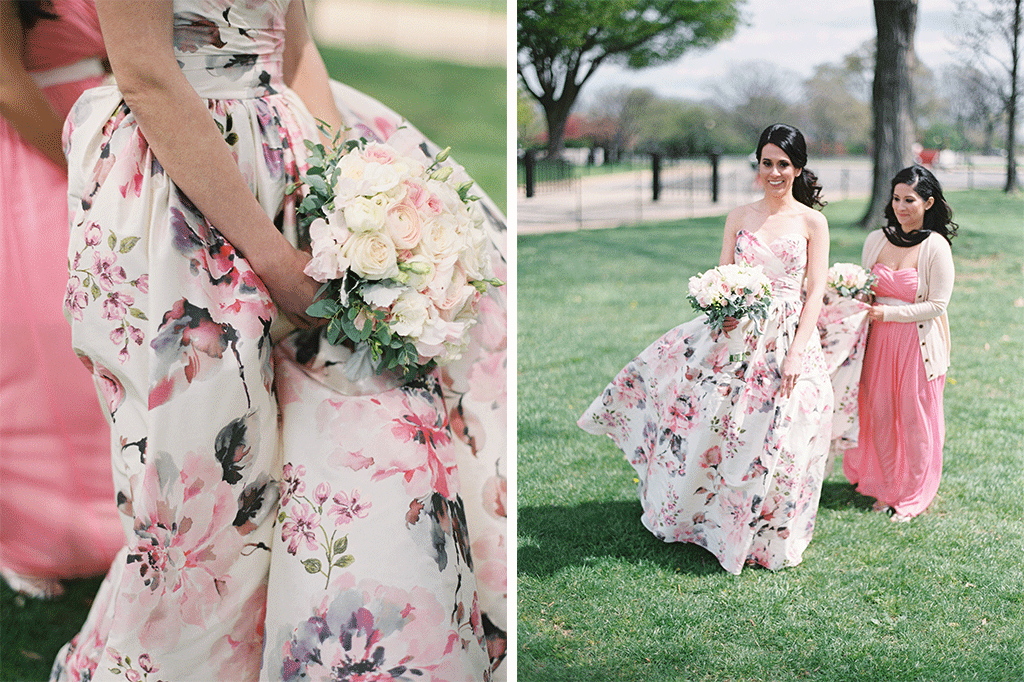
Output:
(0, 568), (64, 599)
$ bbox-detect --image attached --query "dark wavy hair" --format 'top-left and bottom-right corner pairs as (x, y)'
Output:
(882, 165), (958, 246)
(16, 1), (59, 30)
(756, 123), (826, 210)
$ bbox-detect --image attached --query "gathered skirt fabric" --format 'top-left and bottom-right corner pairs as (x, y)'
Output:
(579, 231), (833, 574)
(51, 78), (317, 680)
(843, 266), (945, 517)
(1, 74), (124, 581)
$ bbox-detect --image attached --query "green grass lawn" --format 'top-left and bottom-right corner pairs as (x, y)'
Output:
(0, 48), (504, 682)
(319, 45), (505, 213)
(517, 190), (1024, 682)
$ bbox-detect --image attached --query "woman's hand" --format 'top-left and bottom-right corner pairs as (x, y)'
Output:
(252, 247), (321, 329)
(867, 305), (885, 322)
(780, 347), (803, 398)
(721, 316), (739, 333)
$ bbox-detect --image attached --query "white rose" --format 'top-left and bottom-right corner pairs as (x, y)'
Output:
(389, 290), (431, 339)
(459, 226), (489, 281)
(343, 231), (399, 280)
(468, 199), (486, 228)
(343, 196), (387, 233)
(362, 162), (401, 196)
(419, 214), (460, 259)
(333, 153), (368, 202)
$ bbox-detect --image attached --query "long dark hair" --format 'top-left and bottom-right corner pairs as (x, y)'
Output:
(882, 165), (958, 246)
(756, 123), (826, 209)
(16, 1), (59, 30)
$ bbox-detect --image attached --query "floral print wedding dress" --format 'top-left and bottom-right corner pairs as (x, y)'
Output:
(579, 230), (832, 575)
(51, 1), (505, 680)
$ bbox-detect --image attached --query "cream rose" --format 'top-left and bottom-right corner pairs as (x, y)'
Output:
(343, 231), (399, 280)
(343, 196), (387, 233)
(419, 214), (460, 259)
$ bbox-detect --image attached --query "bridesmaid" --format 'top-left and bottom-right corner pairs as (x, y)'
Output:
(0, 0), (123, 599)
(843, 165), (956, 522)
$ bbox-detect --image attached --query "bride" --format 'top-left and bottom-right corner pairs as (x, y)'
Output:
(579, 123), (833, 575)
(51, 1), (505, 680)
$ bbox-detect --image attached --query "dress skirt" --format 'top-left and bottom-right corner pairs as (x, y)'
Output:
(842, 267), (945, 517)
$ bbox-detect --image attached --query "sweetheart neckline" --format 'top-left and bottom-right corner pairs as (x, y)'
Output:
(739, 229), (807, 246)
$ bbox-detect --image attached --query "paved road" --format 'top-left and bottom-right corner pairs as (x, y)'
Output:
(309, 0), (506, 66)
(517, 156), (1017, 235)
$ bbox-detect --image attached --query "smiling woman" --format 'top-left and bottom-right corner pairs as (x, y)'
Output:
(844, 164), (957, 523)
(578, 123), (835, 575)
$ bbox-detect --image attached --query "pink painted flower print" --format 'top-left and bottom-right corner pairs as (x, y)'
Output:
(579, 229), (833, 575)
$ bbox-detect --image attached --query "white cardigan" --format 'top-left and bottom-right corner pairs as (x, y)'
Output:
(861, 229), (954, 381)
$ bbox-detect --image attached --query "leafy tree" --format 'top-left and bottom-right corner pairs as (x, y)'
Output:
(518, 86), (545, 148)
(517, 0), (743, 158)
(861, 0), (918, 228)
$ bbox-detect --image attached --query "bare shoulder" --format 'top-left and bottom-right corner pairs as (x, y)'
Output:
(801, 206), (829, 235)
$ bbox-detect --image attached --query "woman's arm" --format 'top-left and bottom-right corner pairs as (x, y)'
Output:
(718, 207), (743, 266)
(95, 0), (318, 326)
(0, 2), (67, 171)
(875, 234), (954, 323)
(282, 0), (343, 140)
(780, 210), (829, 397)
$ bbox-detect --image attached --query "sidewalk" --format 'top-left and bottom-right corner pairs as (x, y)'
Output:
(517, 155), (1016, 235)
(309, 0), (506, 66)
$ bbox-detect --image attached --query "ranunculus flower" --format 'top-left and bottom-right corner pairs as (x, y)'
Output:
(386, 200), (422, 249)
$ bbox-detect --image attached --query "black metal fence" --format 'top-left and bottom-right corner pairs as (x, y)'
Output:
(517, 150), (578, 197)
(519, 150), (1017, 205)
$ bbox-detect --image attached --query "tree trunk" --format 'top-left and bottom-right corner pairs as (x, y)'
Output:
(1004, 0), (1021, 193)
(861, 0), (918, 228)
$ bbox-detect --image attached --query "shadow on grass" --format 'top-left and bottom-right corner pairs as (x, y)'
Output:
(1, 576), (103, 682)
(818, 479), (876, 512)
(518, 499), (726, 579)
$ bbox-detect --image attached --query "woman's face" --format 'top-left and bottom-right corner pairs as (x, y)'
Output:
(891, 182), (934, 232)
(758, 143), (801, 198)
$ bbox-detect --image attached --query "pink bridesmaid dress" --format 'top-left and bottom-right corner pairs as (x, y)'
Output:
(0, 0), (123, 586)
(842, 263), (945, 517)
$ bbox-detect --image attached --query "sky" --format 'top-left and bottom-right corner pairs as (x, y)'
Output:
(579, 0), (962, 105)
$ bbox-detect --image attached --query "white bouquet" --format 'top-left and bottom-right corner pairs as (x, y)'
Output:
(826, 263), (877, 301)
(687, 263), (772, 334)
(296, 124), (502, 379)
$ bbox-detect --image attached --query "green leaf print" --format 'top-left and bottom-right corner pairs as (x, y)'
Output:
(302, 558), (322, 574)
(119, 236), (140, 253)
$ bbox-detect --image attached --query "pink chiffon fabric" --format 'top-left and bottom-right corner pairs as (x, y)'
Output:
(842, 264), (945, 517)
(0, 0), (123, 579)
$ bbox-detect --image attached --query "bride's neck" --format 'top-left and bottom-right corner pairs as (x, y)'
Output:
(760, 194), (800, 214)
